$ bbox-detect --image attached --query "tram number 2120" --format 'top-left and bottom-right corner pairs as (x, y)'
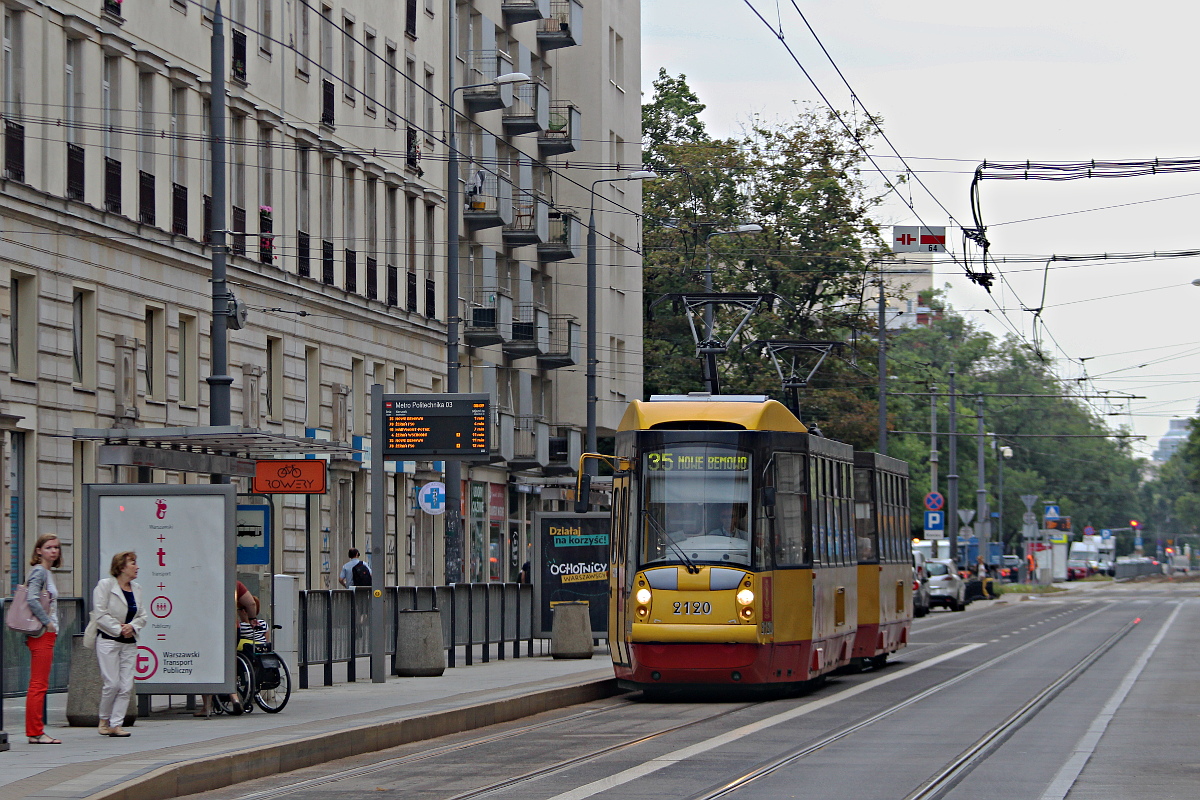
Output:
(673, 601), (712, 615)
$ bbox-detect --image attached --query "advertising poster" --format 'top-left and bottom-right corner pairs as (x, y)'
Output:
(86, 485), (236, 694)
(534, 512), (610, 638)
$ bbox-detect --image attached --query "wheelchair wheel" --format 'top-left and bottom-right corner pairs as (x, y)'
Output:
(215, 653), (256, 715)
(254, 657), (292, 713)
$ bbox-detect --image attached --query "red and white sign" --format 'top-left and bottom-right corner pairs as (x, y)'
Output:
(893, 226), (947, 253)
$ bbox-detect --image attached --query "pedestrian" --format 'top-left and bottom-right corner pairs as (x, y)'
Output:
(90, 551), (147, 737)
(24, 533), (63, 744)
(339, 548), (370, 587)
(517, 561), (532, 584)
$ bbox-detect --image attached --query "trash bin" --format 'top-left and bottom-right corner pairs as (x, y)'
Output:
(550, 601), (593, 659)
(393, 609), (445, 677)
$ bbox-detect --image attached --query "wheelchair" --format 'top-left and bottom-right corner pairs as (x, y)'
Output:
(212, 626), (293, 714)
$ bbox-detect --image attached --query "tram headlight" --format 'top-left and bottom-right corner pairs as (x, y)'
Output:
(735, 589), (754, 606)
(635, 588), (653, 605)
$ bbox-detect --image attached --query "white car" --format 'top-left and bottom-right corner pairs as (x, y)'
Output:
(927, 558), (966, 612)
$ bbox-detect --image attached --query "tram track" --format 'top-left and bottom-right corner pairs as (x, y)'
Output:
(209, 599), (1112, 800)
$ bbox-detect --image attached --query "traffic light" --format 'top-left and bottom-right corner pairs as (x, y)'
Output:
(1131, 520), (1140, 530)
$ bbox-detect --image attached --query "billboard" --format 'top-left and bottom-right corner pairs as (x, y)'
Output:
(85, 485), (236, 694)
(534, 512), (610, 638)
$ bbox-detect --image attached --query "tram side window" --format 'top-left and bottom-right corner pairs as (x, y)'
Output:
(808, 457), (822, 565)
(854, 467), (878, 564)
(774, 453), (809, 567)
(882, 474), (896, 563)
(841, 462), (856, 565)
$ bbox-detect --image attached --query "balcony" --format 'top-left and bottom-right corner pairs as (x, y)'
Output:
(406, 127), (423, 176)
(504, 304), (550, 359)
(537, 0), (583, 50)
(231, 206), (247, 256)
(4, 120), (24, 182)
(171, 183), (188, 236)
(425, 277), (437, 318)
(546, 426), (583, 475)
(386, 264), (398, 306)
(67, 144), (85, 201)
(463, 50), (516, 113)
(104, 157), (122, 214)
(322, 240), (335, 284)
(406, 270), (418, 312)
(510, 416), (551, 470)
(462, 170), (513, 231)
(492, 409), (516, 464)
(503, 196), (549, 246)
(502, 0), (549, 25)
(537, 315), (581, 369)
(345, 249), (357, 294)
(259, 207), (274, 264)
(138, 171), (156, 226)
(366, 257), (378, 300)
(537, 101), (580, 156)
(463, 288), (513, 348)
(502, 80), (550, 135)
(537, 212), (580, 262)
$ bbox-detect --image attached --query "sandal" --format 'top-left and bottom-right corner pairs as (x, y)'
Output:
(29, 734), (62, 744)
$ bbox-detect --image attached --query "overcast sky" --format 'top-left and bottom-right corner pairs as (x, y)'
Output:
(642, 0), (1200, 457)
(643, 0), (1200, 460)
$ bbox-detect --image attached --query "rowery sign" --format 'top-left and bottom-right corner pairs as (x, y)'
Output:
(252, 459), (328, 494)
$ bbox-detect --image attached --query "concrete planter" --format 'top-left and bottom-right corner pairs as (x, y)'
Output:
(393, 609), (446, 677)
(550, 601), (593, 659)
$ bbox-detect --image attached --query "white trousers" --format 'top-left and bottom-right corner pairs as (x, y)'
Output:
(96, 637), (137, 727)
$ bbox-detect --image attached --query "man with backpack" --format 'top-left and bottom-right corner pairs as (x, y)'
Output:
(339, 548), (371, 588)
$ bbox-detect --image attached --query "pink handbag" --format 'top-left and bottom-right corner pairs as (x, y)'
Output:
(5, 584), (50, 634)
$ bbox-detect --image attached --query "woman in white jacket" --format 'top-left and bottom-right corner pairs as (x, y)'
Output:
(91, 551), (147, 737)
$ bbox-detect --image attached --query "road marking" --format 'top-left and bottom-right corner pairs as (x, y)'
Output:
(542, 644), (986, 800)
(1039, 602), (1186, 800)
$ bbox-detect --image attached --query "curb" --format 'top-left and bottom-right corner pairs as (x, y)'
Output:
(63, 678), (620, 800)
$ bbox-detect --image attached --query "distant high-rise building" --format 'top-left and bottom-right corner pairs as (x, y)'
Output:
(1153, 419), (1192, 462)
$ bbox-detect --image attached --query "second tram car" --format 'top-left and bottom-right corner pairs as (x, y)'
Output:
(591, 394), (910, 692)
(851, 451), (912, 668)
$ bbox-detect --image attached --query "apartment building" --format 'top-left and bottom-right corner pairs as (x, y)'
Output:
(0, 0), (643, 595)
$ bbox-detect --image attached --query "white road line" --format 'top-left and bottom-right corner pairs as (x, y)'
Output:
(1038, 601), (1187, 800)
(542, 644), (985, 800)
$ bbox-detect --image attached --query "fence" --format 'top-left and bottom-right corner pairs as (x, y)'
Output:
(1, 597), (85, 698)
(297, 583), (537, 689)
(1113, 560), (1165, 580)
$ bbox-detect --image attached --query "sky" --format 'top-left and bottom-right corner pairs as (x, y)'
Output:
(642, 0), (1200, 458)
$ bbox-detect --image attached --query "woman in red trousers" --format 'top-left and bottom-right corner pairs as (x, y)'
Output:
(25, 533), (62, 744)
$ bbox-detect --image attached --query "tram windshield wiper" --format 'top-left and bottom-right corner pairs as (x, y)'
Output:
(643, 510), (699, 574)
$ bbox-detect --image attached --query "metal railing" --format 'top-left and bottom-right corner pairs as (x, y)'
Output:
(1, 597), (85, 698)
(1113, 560), (1164, 580)
(297, 583), (535, 688)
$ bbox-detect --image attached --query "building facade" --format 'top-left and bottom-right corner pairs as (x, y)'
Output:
(0, 0), (643, 596)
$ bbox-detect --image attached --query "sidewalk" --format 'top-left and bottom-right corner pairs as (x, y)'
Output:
(1, 649), (616, 800)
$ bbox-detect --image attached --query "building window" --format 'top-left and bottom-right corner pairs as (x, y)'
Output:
(305, 345), (320, 428)
(64, 38), (81, 143)
(342, 16), (355, 101)
(351, 357), (366, 435)
(258, 0), (272, 55)
(385, 43), (397, 127)
(231, 114), (247, 255)
(170, 87), (186, 186)
(9, 274), (35, 379)
(364, 32), (376, 115)
(321, 155), (334, 282)
(365, 177), (378, 299)
(344, 166), (357, 293)
(3, 9), (23, 121)
(138, 72), (155, 173)
(266, 336), (283, 419)
(72, 288), (97, 387)
(297, 145), (310, 275)
(178, 313), (198, 405)
(424, 67), (436, 142)
(296, 1), (310, 75)
(259, 127), (274, 263)
(609, 29), (624, 92)
(405, 0), (417, 39)
(102, 56), (118, 157)
(386, 185), (398, 306)
(404, 56), (416, 126)
(424, 203), (436, 317)
(144, 307), (167, 400)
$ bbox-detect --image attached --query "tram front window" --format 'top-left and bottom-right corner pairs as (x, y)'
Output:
(641, 445), (753, 568)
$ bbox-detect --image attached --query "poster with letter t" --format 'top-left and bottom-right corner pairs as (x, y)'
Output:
(84, 484), (236, 694)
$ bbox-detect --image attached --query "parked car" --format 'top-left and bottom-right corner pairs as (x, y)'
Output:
(1002, 554), (1021, 582)
(913, 552), (931, 617)
(927, 558), (966, 611)
(1066, 559), (1091, 581)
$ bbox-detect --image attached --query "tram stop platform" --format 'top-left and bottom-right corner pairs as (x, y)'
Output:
(1, 648), (615, 800)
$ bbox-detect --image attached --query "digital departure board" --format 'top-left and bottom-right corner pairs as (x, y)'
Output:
(382, 393), (490, 458)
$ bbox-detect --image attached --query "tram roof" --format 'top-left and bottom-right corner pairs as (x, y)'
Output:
(619, 396), (807, 433)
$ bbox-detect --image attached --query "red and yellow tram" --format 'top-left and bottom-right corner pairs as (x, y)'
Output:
(585, 394), (910, 691)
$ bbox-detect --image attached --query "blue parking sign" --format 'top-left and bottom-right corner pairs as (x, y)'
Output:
(924, 510), (944, 532)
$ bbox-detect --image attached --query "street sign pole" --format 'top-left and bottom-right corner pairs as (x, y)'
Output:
(370, 384), (386, 682)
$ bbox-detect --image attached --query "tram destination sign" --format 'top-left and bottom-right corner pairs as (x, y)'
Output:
(382, 393), (490, 459)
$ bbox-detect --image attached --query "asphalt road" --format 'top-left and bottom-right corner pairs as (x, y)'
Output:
(192, 579), (1200, 800)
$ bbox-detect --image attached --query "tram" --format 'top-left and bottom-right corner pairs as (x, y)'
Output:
(850, 451), (913, 668)
(578, 393), (909, 692)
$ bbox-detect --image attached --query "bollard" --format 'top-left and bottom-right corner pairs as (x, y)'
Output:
(65, 634), (138, 727)
(550, 601), (593, 659)
(393, 609), (446, 677)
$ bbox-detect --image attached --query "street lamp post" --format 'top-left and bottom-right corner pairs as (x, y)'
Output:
(701, 225), (762, 394)
(443, 68), (528, 583)
(585, 171), (657, 470)
(996, 441), (1013, 551)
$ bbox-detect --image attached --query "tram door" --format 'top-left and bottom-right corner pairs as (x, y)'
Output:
(610, 473), (632, 666)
